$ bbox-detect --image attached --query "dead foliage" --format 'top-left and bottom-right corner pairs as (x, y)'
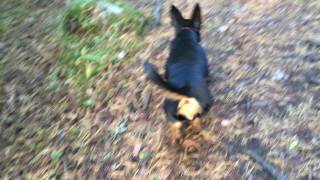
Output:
(1, 0), (320, 179)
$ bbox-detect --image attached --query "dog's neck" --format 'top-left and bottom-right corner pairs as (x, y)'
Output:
(180, 27), (195, 31)
(176, 27), (201, 42)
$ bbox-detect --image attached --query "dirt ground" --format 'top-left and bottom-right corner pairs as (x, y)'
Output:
(1, 0), (320, 179)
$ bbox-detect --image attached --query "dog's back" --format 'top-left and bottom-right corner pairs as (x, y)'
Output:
(166, 30), (208, 90)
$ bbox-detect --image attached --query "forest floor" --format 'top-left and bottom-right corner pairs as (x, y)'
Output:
(1, 0), (320, 179)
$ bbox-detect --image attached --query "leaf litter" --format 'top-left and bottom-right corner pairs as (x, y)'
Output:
(1, 0), (320, 179)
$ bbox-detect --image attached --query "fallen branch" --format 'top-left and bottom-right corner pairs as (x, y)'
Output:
(246, 150), (289, 180)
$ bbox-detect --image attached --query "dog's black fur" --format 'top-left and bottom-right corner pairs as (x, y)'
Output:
(144, 3), (212, 120)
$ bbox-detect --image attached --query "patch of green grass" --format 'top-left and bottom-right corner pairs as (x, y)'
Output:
(54, 0), (152, 90)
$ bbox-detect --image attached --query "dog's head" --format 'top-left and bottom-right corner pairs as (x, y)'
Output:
(177, 97), (202, 121)
(170, 4), (202, 41)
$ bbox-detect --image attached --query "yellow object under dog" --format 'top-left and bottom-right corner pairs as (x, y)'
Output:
(163, 91), (202, 120)
(177, 97), (202, 120)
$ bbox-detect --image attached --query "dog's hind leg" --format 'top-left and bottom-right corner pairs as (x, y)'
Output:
(163, 99), (185, 144)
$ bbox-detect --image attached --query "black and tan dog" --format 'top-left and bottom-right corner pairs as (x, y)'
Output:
(144, 4), (212, 144)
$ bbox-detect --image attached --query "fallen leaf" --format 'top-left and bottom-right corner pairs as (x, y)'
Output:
(289, 137), (299, 151)
(85, 64), (94, 78)
(132, 143), (142, 157)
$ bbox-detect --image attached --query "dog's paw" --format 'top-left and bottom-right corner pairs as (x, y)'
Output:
(169, 122), (183, 144)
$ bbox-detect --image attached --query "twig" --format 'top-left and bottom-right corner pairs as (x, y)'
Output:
(154, 0), (162, 26)
(237, 71), (268, 88)
(246, 150), (289, 180)
(306, 39), (320, 48)
(142, 89), (152, 111)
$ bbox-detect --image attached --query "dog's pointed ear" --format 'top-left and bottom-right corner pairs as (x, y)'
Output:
(171, 5), (183, 28)
(191, 3), (201, 30)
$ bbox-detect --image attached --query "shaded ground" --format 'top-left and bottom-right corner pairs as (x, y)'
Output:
(1, 0), (320, 179)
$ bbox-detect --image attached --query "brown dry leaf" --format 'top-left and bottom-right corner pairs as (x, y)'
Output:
(200, 130), (218, 144)
(182, 139), (201, 152)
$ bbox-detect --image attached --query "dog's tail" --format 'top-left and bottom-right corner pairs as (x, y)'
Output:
(143, 62), (187, 95)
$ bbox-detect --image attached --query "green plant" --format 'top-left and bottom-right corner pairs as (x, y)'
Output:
(51, 150), (63, 164)
(54, 0), (151, 90)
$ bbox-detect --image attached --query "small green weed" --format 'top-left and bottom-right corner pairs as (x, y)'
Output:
(51, 150), (63, 164)
(82, 98), (94, 108)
